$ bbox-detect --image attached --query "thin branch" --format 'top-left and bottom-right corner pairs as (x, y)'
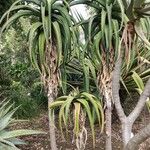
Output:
(112, 57), (126, 122)
(129, 78), (150, 123)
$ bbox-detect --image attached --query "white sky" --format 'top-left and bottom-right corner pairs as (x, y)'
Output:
(71, 4), (89, 20)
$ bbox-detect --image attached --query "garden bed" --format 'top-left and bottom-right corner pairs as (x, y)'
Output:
(11, 109), (150, 150)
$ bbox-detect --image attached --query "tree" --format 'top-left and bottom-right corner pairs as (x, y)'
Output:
(71, 0), (150, 149)
(112, 57), (150, 149)
(0, 0), (76, 149)
(71, 1), (123, 149)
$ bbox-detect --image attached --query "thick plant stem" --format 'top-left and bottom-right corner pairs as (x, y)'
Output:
(48, 86), (58, 150)
(105, 92), (112, 150)
(122, 119), (132, 147)
(125, 122), (150, 150)
(112, 57), (150, 148)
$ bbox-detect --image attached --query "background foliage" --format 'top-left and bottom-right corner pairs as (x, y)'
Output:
(0, 17), (47, 118)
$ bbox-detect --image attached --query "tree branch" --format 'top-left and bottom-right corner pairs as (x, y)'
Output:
(112, 57), (126, 122)
(128, 78), (150, 123)
(125, 122), (150, 150)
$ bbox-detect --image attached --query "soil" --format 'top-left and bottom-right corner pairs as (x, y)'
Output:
(11, 108), (150, 150)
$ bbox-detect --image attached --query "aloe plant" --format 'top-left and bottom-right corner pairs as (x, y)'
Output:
(0, 0), (77, 149)
(49, 89), (104, 149)
(69, 1), (150, 149)
(0, 100), (45, 150)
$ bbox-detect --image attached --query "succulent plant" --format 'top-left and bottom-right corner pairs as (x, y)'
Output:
(0, 99), (45, 150)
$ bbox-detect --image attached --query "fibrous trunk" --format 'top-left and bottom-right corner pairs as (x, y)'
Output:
(42, 43), (59, 150)
(97, 48), (114, 150)
(100, 73), (112, 150)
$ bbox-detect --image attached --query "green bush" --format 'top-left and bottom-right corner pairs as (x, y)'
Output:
(7, 81), (47, 119)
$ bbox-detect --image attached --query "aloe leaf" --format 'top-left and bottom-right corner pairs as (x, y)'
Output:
(81, 92), (103, 131)
(0, 107), (18, 131)
(132, 71), (144, 90)
(38, 32), (45, 65)
(0, 130), (45, 139)
(52, 21), (62, 67)
(49, 101), (65, 109)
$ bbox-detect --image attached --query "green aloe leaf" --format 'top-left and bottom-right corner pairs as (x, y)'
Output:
(132, 71), (144, 90)
(0, 130), (45, 139)
(52, 21), (62, 67)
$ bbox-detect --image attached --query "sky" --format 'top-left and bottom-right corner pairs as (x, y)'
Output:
(71, 4), (89, 20)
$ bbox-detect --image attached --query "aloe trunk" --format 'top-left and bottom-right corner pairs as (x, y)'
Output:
(97, 48), (114, 150)
(105, 94), (112, 150)
(47, 85), (58, 150)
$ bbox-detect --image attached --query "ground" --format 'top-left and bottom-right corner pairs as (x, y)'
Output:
(11, 108), (150, 150)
